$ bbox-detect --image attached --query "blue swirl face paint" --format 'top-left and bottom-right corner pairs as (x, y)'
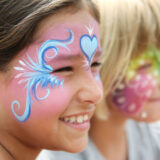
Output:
(12, 29), (74, 122)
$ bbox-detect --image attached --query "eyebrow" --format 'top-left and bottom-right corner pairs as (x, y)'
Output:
(53, 52), (81, 61)
(53, 48), (102, 61)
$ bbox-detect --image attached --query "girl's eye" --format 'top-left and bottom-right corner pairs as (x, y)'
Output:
(137, 63), (152, 71)
(91, 62), (101, 76)
(53, 67), (73, 73)
(91, 62), (101, 68)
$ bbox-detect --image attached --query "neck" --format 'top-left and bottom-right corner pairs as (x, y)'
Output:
(90, 111), (128, 160)
(0, 131), (40, 160)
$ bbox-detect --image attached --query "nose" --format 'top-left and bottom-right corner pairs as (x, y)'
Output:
(77, 77), (103, 104)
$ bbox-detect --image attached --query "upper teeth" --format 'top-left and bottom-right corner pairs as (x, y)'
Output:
(63, 115), (89, 124)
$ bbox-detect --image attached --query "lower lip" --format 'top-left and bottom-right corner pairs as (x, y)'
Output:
(61, 120), (90, 131)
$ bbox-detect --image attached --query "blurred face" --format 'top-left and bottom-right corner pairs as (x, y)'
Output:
(109, 48), (160, 122)
(0, 9), (103, 152)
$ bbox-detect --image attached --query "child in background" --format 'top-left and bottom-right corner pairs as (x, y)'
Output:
(91, 0), (160, 160)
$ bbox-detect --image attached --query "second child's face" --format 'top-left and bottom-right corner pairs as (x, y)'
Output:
(110, 48), (160, 122)
(0, 9), (103, 152)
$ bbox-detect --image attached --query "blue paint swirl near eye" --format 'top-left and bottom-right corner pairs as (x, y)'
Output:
(80, 34), (98, 65)
(95, 74), (100, 81)
(12, 29), (74, 122)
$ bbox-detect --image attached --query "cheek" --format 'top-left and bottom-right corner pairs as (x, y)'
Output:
(31, 85), (72, 119)
(95, 74), (103, 90)
(111, 73), (155, 115)
(4, 78), (72, 121)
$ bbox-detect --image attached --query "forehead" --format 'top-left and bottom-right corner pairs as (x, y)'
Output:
(19, 9), (101, 61)
(34, 9), (99, 42)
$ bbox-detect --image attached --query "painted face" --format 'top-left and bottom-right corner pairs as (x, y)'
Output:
(0, 10), (103, 152)
(111, 48), (160, 121)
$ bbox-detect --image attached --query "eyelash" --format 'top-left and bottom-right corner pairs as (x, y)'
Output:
(137, 63), (152, 71)
(53, 67), (73, 73)
(91, 62), (101, 67)
(52, 62), (101, 73)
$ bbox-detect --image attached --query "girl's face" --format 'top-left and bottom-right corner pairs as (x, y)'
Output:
(109, 48), (160, 122)
(0, 9), (103, 152)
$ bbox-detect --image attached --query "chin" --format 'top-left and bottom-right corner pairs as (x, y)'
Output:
(62, 134), (88, 153)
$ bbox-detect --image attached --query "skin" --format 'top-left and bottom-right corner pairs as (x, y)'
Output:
(90, 50), (160, 160)
(0, 8), (103, 160)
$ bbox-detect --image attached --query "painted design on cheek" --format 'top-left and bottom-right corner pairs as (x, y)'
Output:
(111, 48), (160, 115)
(80, 25), (98, 66)
(12, 29), (74, 122)
(112, 73), (154, 115)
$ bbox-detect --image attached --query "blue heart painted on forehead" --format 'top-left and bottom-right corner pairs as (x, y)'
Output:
(80, 34), (98, 64)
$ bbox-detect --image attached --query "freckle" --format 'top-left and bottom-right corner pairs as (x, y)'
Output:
(117, 97), (126, 104)
(128, 104), (136, 111)
(135, 74), (141, 81)
(146, 90), (152, 97)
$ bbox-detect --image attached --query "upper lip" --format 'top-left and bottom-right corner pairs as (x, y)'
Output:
(60, 110), (95, 121)
(148, 97), (160, 102)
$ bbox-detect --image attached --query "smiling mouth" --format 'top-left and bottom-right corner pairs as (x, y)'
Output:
(59, 113), (92, 131)
(148, 98), (160, 102)
(60, 114), (89, 124)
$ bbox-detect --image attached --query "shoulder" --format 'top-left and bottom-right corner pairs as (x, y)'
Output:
(36, 149), (86, 160)
(126, 119), (152, 137)
(80, 138), (105, 160)
(126, 120), (160, 160)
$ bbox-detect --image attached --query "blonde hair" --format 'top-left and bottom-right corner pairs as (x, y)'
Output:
(95, 0), (160, 119)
